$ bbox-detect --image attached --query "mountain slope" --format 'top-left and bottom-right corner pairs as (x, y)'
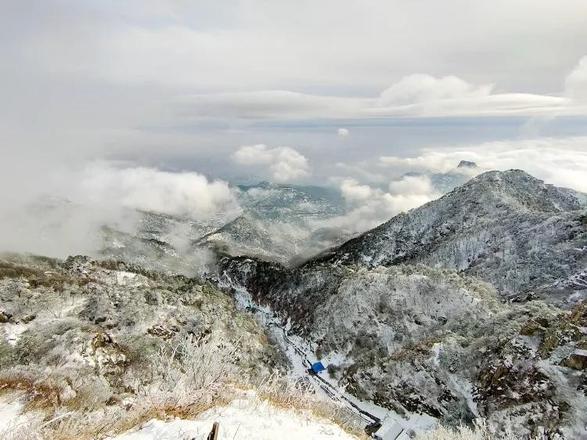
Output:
(219, 257), (587, 438)
(197, 182), (347, 265)
(217, 169), (587, 438)
(314, 170), (587, 302)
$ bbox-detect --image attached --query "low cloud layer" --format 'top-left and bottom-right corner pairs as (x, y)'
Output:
(77, 164), (240, 220)
(319, 175), (440, 234)
(0, 163), (241, 259)
(232, 144), (310, 182)
(379, 137), (587, 193)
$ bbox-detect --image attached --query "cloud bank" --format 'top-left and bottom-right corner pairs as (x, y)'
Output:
(0, 163), (241, 259)
(319, 175), (441, 234)
(181, 72), (575, 121)
(77, 164), (240, 220)
(379, 137), (587, 193)
(232, 145), (310, 182)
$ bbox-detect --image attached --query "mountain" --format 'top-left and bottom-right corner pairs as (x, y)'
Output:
(219, 255), (587, 437)
(401, 160), (479, 194)
(236, 181), (344, 221)
(218, 169), (587, 438)
(197, 182), (347, 265)
(33, 181), (347, 271)
(314, 169), (587, 303)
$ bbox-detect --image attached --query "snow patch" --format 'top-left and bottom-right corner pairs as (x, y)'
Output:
(3, 323), (27, 346)
(109, 393), (359, 440)
(0, 395), (43, 436)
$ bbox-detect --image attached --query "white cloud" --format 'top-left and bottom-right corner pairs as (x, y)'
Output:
(179, 74), (572, 120)
(388, 174), (436, 196)
(0, 162), (242, 259)
(379, 137), (587, 192)
(368, 75), (570, 118)
(77, 164), (240, 220)
(232, 144), (310, 182)
(320, 176), (440, 234)
(379, 74), (493, 106)
(565, 55), (587, 102)
(339, 179), (377, 204)
(380, 153), (467, 175)
(337, 128), (350, 137)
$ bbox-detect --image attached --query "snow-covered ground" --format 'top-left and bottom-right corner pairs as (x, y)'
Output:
(109, 392), (359, 440)
(0, 395), (44, 437)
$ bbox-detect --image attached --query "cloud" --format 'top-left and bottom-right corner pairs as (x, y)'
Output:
(0, 162), (241, 259)
(178, 91), (365, 120)
(339, 179), (377, 204)
(76, 163), (240, 220)
(179, 74), (571, 121)
(379, 137), (587, 192)
(337, 128), (350, 137)
(14, 1), (587, 94)
(319, 176), (440, 234)
(379, 74), (493, 106)
(232, 144), (310, 182)
(565, 55), (587, 102)
(388, 174), (436, 196)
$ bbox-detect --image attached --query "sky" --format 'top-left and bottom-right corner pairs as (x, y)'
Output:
(1, 0), (587, 255)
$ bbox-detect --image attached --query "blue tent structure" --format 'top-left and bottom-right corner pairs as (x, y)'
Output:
(310, 361), (326, 374)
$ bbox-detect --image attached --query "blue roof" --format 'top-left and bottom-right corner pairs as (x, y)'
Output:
(311, 362), (326, 373)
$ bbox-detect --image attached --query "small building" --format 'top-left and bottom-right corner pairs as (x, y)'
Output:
(310, 361), (326, 374)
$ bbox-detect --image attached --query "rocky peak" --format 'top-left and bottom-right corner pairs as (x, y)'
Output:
(309, 169), (587, 301)
(433, 169), (583, 216)
(457, 160), (478, 169)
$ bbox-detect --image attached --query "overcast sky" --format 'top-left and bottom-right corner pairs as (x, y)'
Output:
(2, 1), (587, 206)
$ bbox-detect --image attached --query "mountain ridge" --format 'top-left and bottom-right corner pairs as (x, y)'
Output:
(305, 169), (587, 301)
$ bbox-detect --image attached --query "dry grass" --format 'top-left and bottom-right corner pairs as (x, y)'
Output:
(0, 327), (367, 440)
(0, 372), (64, 411)
(1, 334), (249, 439)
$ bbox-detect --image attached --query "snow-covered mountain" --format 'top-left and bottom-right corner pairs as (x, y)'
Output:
(218, 169), (587, 438)
(4, 168), (586, 439)
(196, 182), (348, 265)
(314, 169), (587, 303)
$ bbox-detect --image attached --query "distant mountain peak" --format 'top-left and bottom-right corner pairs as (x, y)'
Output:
(457, 160), (478, 168)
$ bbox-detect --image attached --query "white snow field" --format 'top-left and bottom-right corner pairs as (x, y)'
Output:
(109, 392), (360, 440)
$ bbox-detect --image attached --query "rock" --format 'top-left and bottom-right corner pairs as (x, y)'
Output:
(21, 314), (36, 323)
(562, 350), (587, 370)
(92, 332), (114, 351)
(0, 309), (12, 323)
(147, 324), (179, 340)
(144, 290), (161, 305)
